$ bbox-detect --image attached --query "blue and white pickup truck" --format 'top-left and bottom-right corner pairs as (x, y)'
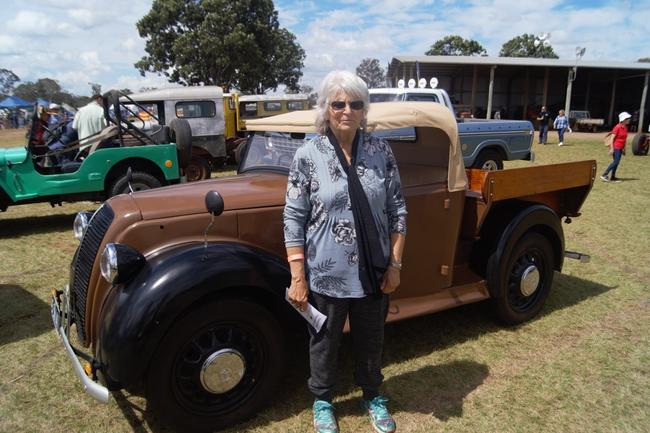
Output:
(369, 87), (534, 170)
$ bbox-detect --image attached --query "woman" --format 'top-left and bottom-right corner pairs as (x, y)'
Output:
(284, 70), (407, 433)
(553, 109), (569, 146)
(601, 111), (631, 182)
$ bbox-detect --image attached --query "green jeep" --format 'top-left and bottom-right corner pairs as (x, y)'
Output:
(0, 92), (192, 212)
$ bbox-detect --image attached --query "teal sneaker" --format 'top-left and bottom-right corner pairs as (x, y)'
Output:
(361, 396), (396, 433)
(313, 399), (339, 433)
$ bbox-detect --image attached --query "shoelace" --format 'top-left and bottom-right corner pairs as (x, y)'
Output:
(367, 396), (391, 420)
(314, 401), (336, 425)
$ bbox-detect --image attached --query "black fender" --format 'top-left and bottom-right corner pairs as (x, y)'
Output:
(95, 241), (290, 387)
(485, 204), (564, 297)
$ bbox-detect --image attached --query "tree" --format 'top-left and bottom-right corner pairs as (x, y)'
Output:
(88, 82), (102, 96)
(499, 33), (558, 58)
(13, 78), (89, 108)
(356, 58), (386, 88)
(135, 0), (305, 94)
(638, 57), (650, 63)
(425, 35), (487, 56)
(0, 68), (20, 98)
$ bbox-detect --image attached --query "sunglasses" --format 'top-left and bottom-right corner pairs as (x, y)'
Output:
(330, 100), (364, 111)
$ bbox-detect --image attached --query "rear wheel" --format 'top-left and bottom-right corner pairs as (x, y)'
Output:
(473, 149), (504, 170)
(186, 155), (211, 182)
(488, 232), (555, 325)
(108, 170), (161, 197)
(146, 299), (286, 433)
(632, 133), (649, 155)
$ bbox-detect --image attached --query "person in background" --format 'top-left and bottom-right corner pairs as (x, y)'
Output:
(48, 103), (62, 127)
(537, 106), (550, 144)
(553, 110), (570, 146)
(284, 70), (407, 433)
(601, 111), (632, 183)
(72, 94), (107, 145)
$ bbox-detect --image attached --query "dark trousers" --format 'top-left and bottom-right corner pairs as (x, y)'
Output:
(538, 124), (548, 144)
(557, 128), (566, 142)
(603, 149), (623, 178)
(308, 292), (389, 402)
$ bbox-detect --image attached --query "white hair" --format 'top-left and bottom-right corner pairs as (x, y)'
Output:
(315, 70), (369, 135)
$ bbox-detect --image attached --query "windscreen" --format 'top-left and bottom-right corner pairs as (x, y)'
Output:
(240, 132), (317, 172)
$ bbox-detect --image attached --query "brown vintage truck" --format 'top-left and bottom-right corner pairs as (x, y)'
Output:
(50, 102), (596, 432)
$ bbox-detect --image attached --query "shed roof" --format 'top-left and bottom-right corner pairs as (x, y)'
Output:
(390, 55), (650, 71)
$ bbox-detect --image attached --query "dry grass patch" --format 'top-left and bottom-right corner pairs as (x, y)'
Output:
(1, 138), (649, 432)
(0, 127), (29, 148)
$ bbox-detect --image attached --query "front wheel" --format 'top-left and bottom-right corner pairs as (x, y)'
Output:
(488, 232), (555, 325)
(186, 155), (211, 182)
(146, 299), (286, 433)
(108, 170), (161, 197)
(473, 150), (504, 171)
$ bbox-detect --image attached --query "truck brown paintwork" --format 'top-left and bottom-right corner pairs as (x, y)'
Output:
(51, 102), (596, 432)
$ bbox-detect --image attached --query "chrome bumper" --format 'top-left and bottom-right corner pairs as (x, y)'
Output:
(564, 250), (591, 263)
(50, 287), (110, 404)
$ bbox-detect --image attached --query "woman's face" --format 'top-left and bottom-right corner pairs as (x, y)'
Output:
(327, 90), (364, 134)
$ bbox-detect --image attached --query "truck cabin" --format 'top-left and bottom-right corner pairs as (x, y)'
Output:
(245, 102), (468, 291)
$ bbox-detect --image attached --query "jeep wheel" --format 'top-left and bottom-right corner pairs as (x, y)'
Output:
(109, 171), (161, 197)
(632, 133), (649, 156)
(146, 299), (286, 433)
(473, 150), (503, 170)
(169, 118), (193, 169)
(186, 155), (211, 182)
(489, 232), (555, 325)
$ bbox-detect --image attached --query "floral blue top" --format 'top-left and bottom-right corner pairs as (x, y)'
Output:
(283, 132), (407, 298)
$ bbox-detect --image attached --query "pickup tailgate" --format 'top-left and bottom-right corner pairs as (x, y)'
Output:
(467, 160), (596, 218)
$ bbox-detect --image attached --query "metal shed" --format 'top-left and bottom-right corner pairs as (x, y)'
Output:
(387, 56), (650, 131)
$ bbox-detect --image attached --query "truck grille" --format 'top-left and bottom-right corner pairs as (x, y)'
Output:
(70, 203), (114, 341)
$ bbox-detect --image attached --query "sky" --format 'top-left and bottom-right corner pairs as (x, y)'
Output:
(1, 0), (649, 98)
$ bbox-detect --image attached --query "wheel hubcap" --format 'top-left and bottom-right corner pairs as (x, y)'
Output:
(200, 349), (246, 394)
(519, 265), (540, 296)
(482, 160), (498, 170)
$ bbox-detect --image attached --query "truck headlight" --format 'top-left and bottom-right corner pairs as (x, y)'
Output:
(100, 243), (146, 284)
(73, 211), (94, 241)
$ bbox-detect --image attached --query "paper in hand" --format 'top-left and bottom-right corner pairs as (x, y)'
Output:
(285, 288), (327, 333)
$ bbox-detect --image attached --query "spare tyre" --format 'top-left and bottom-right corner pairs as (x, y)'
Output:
(632, 133), (649, 156)
(169, 119), (193, 168)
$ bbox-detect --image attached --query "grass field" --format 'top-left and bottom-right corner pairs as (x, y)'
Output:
(0, 129), (648, 433)
(0, 127), (28, 148)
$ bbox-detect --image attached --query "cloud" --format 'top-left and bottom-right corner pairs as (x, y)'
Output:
(7, 11), (53, 36)
(108, 73), (177, 93)
(0, 35), (20, 55)
(68, 9), (96, 28)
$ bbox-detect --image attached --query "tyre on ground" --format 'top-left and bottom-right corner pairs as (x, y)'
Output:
(146, 298), (286, 433)
(185, 155), (212, 182)
(108, 170), (161, 197)
(632, 133), (649, 156)
(487, 232), (555, 325)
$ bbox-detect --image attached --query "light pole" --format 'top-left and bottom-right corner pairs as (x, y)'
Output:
(565, 46), (586, 116)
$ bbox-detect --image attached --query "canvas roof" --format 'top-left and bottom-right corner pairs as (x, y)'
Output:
(0, 96), (32, 109)
(245, 101), (467, 192)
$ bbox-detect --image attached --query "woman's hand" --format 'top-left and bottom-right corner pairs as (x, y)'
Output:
(381, 267), (400, 294)
(288, 275), (309, 311)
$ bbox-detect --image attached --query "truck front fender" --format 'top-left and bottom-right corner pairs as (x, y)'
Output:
(95, 241), (290, 387)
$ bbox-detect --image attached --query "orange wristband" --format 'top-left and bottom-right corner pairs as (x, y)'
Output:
(287, 253), (305, 262)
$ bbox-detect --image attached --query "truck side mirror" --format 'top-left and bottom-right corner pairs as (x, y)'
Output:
(205, 190), (224, 216)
